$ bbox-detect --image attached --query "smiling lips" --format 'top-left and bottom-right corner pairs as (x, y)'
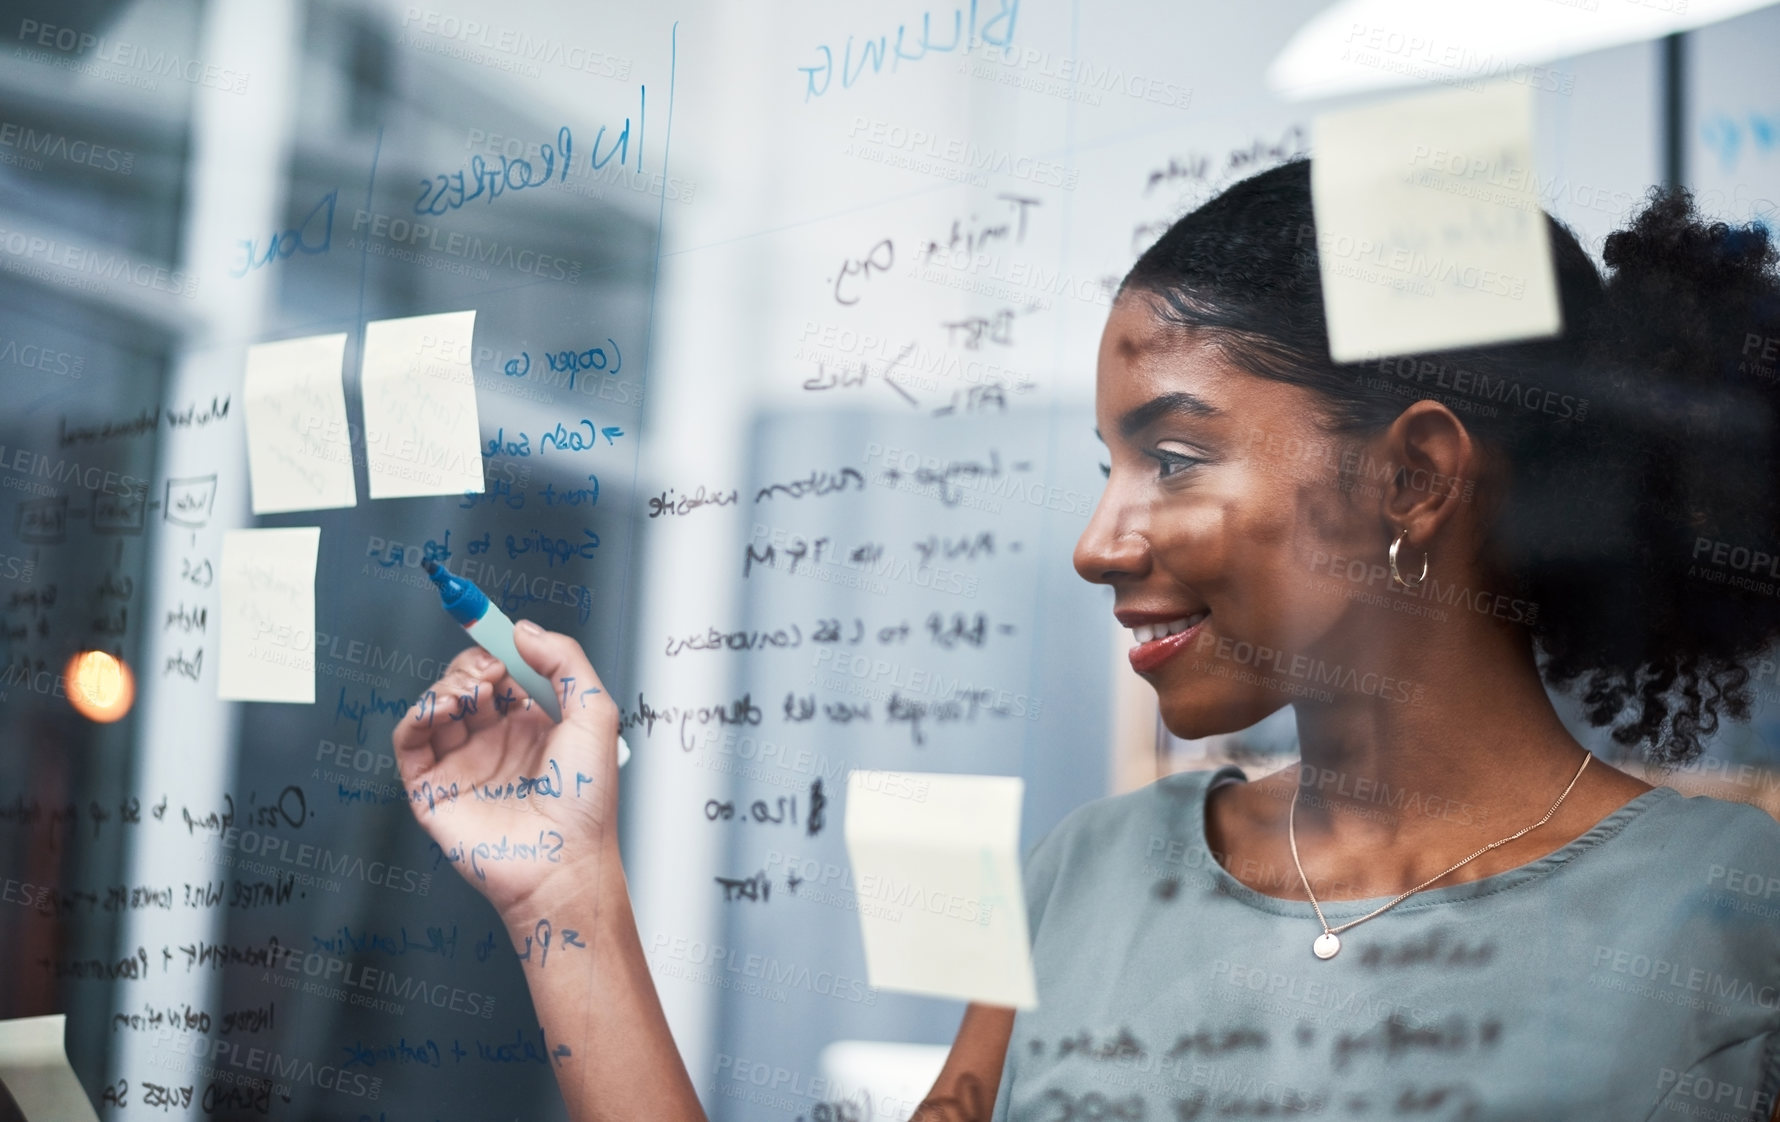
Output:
(1127, 611), (1209, 673)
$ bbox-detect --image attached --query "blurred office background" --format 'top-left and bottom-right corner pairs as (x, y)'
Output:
(0, 1), (1773, 1119)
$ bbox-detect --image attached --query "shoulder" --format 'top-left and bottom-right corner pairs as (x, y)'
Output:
(1576, 782), (1780, 895)
(1644, 787), (1780, 876)
(1623, 788), (1780, 983)
(1026, 765), (1244, 871)
(1644, 785), (1780, 860)
(1020, 766), (1243, 931)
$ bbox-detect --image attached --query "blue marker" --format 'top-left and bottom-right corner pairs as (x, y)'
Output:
(422, 559), (630, 766)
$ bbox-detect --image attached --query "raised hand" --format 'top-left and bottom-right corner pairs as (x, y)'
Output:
(392, 620), (623, 924)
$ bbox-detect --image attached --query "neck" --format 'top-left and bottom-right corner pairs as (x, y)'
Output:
(1285, 607), (1587, 844)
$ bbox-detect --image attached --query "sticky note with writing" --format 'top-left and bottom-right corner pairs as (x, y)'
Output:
(0, 1015), (99, 1122)
(1310, 80), (1560, 362)
(218, 526), (321, 703)
(360, 309), (485, 499)
(844, 770), (1036, 1009)
(243, 332), (357, 513)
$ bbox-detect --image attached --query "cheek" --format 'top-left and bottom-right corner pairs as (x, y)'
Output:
(1155, 501), (1232, 570)
(1217, 470), (1327, 585)
(1230, 478), (1365, 640)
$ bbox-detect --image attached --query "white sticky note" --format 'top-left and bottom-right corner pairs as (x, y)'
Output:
(0, 1015), (99, 1122)
(218, 526), (320, 703)
(844, 771), (1035, 1009)
(360, 310), (485, 499)
(243, 333), (357, 514)
(1310, 80), (1561, 362)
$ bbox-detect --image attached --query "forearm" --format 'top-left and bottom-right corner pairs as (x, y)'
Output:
(502, 859), (708, 1122)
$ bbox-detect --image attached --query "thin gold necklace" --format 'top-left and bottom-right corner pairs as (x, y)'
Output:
(1287, 753), (1592, 961)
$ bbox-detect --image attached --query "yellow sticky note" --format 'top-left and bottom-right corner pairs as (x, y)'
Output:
(243, 333), (357, 514)
(1311, 80), (1561, 362)
(0, 1015), (99, 1122)
(844, 771), (1036, 1009)
(218, 526), (321, 704)
(361, 310), (485, 499)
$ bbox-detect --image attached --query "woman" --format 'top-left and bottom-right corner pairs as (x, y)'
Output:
(394, 160), (1780, 1120)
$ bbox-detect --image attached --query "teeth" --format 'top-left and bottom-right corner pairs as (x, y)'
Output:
(1130, 612), (1207, 645)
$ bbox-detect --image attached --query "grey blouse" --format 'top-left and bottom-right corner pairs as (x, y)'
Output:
(990, 764), (1780, 1121)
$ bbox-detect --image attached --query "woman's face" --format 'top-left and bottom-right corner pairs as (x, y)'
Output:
(1074, 295), (1386, 738)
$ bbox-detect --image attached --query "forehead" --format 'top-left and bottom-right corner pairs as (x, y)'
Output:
(1100, 295), (1206, 360)
(1093, 295), (1323, 436)
(1095, 298), (1235, 409)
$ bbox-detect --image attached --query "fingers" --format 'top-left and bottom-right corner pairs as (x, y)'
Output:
(430, 665), (521, 757)
(392, 646), (505, 784)
(511, 620), (619, 733)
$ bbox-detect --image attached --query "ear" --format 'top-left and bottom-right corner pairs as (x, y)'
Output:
(1375, 399), (1478, 550)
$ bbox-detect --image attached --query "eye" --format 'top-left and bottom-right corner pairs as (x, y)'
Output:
(1098, 461), (1111, 478)
(1146, 449), (1202, 479)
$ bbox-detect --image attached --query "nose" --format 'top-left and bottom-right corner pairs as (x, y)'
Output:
(1073, 483), (1150, 586)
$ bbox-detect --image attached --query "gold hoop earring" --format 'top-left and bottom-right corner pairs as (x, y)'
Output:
(1389, 528), (1428, 589)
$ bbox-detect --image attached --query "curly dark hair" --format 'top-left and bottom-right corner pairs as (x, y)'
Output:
(1119, 158), (1780, 767)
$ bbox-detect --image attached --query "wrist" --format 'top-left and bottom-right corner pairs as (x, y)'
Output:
(496, 848), (629, 939)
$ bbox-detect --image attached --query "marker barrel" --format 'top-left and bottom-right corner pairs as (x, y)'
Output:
(465, 601), (562, 721)
(425, 559), (630, 766)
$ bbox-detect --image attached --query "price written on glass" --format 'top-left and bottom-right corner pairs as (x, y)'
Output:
(704, 779), (826, 837)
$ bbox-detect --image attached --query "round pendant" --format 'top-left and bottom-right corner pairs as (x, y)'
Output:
(1312, 932), (1341, 960)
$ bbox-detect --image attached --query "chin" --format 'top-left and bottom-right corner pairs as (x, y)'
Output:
(1154, 682), (1288, 743)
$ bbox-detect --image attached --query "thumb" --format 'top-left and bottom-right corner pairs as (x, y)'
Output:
(512, 619), (618, 733)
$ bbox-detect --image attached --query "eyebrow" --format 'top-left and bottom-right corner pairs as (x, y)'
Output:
(1093, 391), (1221, 443)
